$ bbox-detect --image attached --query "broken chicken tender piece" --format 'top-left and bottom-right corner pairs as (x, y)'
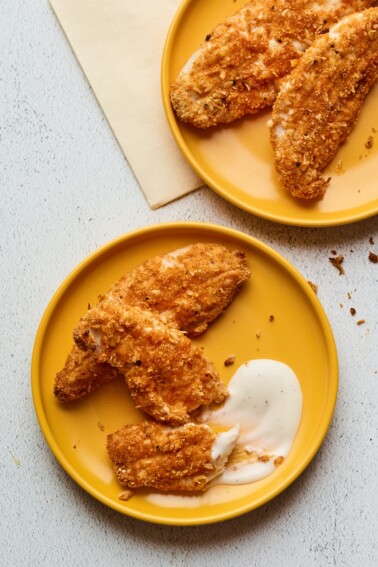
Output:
(269, 7), (378, 199)
(74, 301), (227, 424)
(107, 421), (240, 492)
(54, 343), (121, 402)
(56, 243), (250, 403)
(170, 0), (376, 128)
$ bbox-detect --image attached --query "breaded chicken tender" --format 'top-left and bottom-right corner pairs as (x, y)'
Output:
(107, 421), (240, 492)
(170, 0), (375, 128)
(270, 8), (378, 199)
(74, 301), (227, 424)
(55, 243), (249, 403)
(92, 243), (250, 338)
(54, 344), (121, 402)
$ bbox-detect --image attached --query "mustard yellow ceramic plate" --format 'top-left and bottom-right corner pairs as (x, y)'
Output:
(161, 0), (378, 227)
(32, 223), (338, 525)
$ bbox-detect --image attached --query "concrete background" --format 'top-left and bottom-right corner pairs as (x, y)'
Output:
(1, 1), (377, 565)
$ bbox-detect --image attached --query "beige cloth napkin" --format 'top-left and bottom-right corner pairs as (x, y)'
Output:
(49, 0), (202, 209)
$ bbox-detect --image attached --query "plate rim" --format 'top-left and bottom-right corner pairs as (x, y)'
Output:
(31, 221), (339, 525)
(161, 0), (378, 228)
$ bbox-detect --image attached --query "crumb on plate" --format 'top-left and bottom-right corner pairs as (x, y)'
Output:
(365, 135), (374, 149)
(224, 355), (236, 367)
(119, 490), (135, 501)
(308, 281), (318, 293)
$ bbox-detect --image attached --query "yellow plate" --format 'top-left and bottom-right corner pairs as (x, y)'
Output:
(161, 0), (378, 227)
(32, 222), (338, 525)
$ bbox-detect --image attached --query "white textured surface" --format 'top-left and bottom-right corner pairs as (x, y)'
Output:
(1, 1), (377, 566)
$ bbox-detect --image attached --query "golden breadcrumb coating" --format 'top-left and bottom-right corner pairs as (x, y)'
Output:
(56, 243), (249, 403)
(107, 422), (238, 492)
(170, 0), (375, 128)
(54, 344), (121, 402)
(94, 242), (250, 338)
(74, 301), (227, 424)
(270, 8), (378, 199)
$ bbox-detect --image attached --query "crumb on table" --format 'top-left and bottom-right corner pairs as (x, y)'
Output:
(369, 251), (378, 264)
(329, 255), (345, 275)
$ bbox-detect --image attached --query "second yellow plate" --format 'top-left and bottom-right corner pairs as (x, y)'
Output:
(32, 223), (338, 525)
(162, 0), (378, 227)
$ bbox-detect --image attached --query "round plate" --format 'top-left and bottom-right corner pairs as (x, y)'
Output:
(32, 222), (338, 525)
(161, 0), (378, 227)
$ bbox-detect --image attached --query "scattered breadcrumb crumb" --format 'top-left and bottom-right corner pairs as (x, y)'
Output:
(331, 250), (337, 256)
(274, 456), (284, 466)
(224, 355), (236, 367)
(369, 236), (375, 245)
(269, 314), (275, 321)
(329, 256), (345, 275)
(335, 160), (345, 175)
(365, 136), (374, 149)
(308, 281), (318, 294)
(256, 330), (261, 339)
(347, 292), (352, 300)
(258, 455), (270, 463)
(357, 319), (366, 326)
(119, 490), (135, 501)
(97, 422), (105, 432)
(350, 308), (356, 316)
(369, 251), (378, 263)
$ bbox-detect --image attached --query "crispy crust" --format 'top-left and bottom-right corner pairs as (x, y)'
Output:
(270, 8), (378, 199)
(107, 422), (218, 491)
(56, 243), (249, 403)
(54, 344), (120, 402)
(93, 243), (250, 338)
(170, 0), (376, 128)
(74, 301), (227, 424)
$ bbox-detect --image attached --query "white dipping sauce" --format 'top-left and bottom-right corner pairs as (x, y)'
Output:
(145, 360), (302, 508)
(206, 359), (303, 485)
